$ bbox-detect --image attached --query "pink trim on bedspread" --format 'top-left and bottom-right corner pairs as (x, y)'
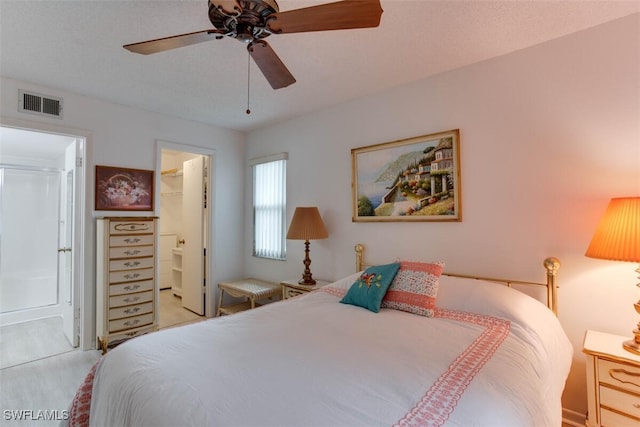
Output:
(394, 308), (511, 427)
(68, 357), (102, 427)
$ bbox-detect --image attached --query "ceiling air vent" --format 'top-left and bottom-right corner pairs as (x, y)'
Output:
(18, 89), (63, 119)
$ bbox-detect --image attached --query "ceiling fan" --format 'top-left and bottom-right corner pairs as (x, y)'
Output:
(123, 0), (384, 90)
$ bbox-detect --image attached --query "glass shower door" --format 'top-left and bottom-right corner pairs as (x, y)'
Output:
(0, 167), (61, 316)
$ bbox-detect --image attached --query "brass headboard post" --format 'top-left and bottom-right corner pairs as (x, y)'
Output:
(544, 257), (561, 316)
(355, 244), (364, 272)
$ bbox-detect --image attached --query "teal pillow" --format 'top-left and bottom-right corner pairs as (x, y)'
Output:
(340, 263), (401, 313)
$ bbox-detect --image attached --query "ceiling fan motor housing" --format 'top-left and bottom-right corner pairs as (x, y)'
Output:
(208, 0), (279, 42)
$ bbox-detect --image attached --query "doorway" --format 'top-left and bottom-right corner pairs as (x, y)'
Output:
(0, 125), (85, 367)
(158, 145), (212, 328)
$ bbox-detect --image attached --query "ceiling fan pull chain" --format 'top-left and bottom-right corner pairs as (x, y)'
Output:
(246, 50), (251, 115)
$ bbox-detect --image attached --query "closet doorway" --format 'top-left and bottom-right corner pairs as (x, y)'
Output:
(158, 143), (213, 328)
(0, 125), (85, 366)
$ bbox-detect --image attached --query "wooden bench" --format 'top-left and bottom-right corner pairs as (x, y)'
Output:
(216, 278), (281, 316)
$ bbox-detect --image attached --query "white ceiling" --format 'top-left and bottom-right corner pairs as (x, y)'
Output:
(1, 0), (639, 135)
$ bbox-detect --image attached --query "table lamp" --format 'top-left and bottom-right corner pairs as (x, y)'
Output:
(286, 207), (328, 285)
(585, 197), (640, 354)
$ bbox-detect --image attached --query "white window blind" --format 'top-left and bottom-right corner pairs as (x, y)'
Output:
(252, 154), (287, 260)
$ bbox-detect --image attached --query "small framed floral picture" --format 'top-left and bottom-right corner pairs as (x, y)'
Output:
(95, 165), (154, 211)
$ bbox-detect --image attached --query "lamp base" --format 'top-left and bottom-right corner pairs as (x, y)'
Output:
(623, 338), (640, 355)
(623, 319), (640, 355)
(624, 275), (640, 355)
(297, 239), (316, 286)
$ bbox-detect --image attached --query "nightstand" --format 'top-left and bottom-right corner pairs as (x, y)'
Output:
(281, 279), (330, 300)
(583, 330), (640, 426)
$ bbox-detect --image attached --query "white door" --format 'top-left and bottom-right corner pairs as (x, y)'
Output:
(181, 156), (205, 315)
(60, 141), (79, 346)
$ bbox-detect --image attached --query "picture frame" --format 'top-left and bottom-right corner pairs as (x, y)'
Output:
(95, 165), (154, 211)
(351, 129), (461, 222)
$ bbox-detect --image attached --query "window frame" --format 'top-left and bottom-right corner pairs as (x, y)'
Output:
(250, 153), (287, 260)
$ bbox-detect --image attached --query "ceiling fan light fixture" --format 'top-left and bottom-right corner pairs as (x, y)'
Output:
(235, 23), (255, 43)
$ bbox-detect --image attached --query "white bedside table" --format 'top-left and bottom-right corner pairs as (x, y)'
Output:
(583, 329), (640, 426)
(281, 279), (330, 300)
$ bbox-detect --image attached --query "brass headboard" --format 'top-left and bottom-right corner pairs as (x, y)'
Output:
(354, 243), (560, 316)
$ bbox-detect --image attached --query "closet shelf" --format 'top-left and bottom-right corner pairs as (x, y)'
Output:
(161, 168), (183, 177)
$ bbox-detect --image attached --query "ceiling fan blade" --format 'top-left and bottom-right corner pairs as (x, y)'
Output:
(248, 40), (296, 90)
(267, 0), (383, 34)
(123, 29), (226, 55)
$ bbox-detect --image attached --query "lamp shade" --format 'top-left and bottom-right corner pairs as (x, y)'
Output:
(585, 197), (640, 263)
(286, 207), (328, 240)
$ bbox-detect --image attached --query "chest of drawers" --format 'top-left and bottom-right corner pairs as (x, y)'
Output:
(96, 217), (158, 353)
(584, 330), (640, 426)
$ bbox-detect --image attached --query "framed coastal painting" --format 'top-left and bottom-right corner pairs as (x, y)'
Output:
(351, 129), (461, 222)
(95, 165), (154, 211)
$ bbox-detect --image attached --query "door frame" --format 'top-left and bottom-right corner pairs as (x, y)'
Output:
(156, 140), (215, 317)
(0, 116), (89, 348)
(61, 141), (80, 346)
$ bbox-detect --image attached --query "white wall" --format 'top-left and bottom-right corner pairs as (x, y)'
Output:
(1, 76), (246, 349)
(245, 14), (640, 420)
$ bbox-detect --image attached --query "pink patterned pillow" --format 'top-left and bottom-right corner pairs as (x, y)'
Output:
(381, 261), (445, 317)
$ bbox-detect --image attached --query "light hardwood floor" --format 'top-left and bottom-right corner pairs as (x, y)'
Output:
(158, 288), (204, 329)
(0, 291), (205, 426)
(0, 349), (101, 426)
(0, 316), (73, 370)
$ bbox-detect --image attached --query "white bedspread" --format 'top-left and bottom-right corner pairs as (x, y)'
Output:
(88, 274), (572, 427)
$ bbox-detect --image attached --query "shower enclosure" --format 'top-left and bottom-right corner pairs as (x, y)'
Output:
(0, 165), (62, 324)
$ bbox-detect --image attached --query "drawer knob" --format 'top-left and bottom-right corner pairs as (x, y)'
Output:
(610, 368), (640, 388)
(124, 307), (141, 314)
(124, 275), (141, 281)
(124, 250), (141, 256)
(124, 283), (141, 290)
(124, 261), (141, 267)
(124, 238), (141, 244)
(124, 319), (140, 327)
(123, 296), (140, 303)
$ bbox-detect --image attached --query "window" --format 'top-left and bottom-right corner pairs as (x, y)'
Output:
(251, 153), (287, 260)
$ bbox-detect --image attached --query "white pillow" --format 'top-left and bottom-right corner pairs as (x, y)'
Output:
(325, 271), (362, 291)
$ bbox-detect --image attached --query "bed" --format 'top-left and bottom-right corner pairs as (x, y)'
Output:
(68, 244), (572, 426)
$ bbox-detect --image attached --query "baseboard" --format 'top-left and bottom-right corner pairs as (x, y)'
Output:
(563, 407), (586, 426)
